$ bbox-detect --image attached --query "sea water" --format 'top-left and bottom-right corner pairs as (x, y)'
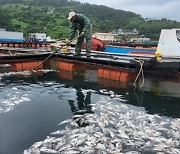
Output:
(0, 64), (180, 154)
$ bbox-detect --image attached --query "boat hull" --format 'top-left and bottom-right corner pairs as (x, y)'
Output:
(104, 45), (156, 55)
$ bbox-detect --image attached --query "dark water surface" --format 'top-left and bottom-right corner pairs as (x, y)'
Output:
(0, 65), (180, 154)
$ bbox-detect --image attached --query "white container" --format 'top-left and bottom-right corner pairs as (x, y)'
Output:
(157, 29), (180, 57)
(0, 30), (24, 42)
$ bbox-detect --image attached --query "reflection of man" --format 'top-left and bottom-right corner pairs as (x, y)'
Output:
(66, 11), (92, 57)
(68, 89), (92, 114)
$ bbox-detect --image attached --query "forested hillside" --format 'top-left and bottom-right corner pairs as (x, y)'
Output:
(0, 0), (180, 40)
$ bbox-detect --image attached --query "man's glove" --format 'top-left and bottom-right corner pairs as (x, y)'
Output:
(66, 39), (71, 46)
(79, 31), (86, 37)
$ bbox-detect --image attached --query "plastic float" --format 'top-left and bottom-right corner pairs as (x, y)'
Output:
(82, 37), (105, 51)
(56, 60), (86, 72)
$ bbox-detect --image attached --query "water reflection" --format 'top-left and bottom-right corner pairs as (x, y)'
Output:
(69, 90), (92, 114)
(0, 70), (180, 119)
(96, 73), (180, 118)
(68, 89), (93, 127)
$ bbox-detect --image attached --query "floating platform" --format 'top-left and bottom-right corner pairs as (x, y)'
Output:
(55, 50), (180, 77)
(0, 53), (53, 64)
(55, 28), (180, 78)
(0, 47), (53, 64)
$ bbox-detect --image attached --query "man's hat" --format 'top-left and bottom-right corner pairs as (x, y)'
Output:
(68, 11), (76, 20)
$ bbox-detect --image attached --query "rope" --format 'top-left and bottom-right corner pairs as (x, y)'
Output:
(133, 87), (142, 107)
(133, 58), (144, 88)
(8, 50), (13, 55)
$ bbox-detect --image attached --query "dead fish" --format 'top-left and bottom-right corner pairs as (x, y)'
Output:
(117, 129), (129, 139)
(78, 146), (95, 152)
(58, 119), (72, 125)
(24, 149), (40, 154)
(55, 141), (66, 150)
(40, 147), (58, 154)
(95, 143), (106, 150)
(25, 101), (180, 153)
(125, 151), (140, 154)
(22, 70), (32, 76)
(64, 150), (79, 154)
(58, 145), (69, 152)
(85, 141), (95, 147)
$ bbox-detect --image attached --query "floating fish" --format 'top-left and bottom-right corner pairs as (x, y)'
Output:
(25, 101), (180, 153)
(58, 119), (72, 125)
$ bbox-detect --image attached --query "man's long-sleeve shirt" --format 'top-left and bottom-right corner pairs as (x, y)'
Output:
(69, 14), (92, 40)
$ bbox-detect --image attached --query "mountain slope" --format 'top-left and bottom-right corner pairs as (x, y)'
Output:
(0, 0), (180, 40)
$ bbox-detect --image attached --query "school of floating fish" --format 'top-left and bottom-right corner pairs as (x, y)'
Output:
(24, 96), (180, 154)
(0, 70), (57, 113)
(0, 69), (57, 78)
(0, 91), (30, 113)
(0, 84), (31, 113)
